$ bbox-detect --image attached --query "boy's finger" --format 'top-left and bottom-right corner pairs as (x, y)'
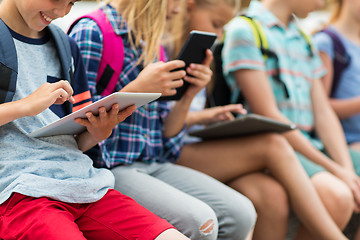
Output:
(55, 80), (74, 97)
(224, 112), (235, 121)
(202, 49), (213, 67)
(74, 118), (90, 127)
(117, 105), (136, 122)
(163, 60), (186, 71)
(168, 70), (186, 80)
(86, 112), (98, 125)
(168, 79), (184, 89)
(53, 89), (70, 104)
(184, 76), (205, 87)
(98, 107), (108, 122)
(68, 96), (75, 103)
(108, 104), (120, 117)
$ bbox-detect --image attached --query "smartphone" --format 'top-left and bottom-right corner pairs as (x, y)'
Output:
(158, 30), (217, 101)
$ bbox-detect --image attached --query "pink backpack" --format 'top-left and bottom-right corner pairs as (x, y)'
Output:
(69, 9), (166, 97)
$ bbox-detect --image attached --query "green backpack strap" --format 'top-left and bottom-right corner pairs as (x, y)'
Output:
(238, 15), (290, 98)
(239, 15), (270, 60)
(299, 29), (314, 57)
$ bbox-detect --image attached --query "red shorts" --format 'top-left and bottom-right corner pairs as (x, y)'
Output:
(0, 189), (174, 240)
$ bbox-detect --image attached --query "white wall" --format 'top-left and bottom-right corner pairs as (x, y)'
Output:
(52, 1), (99, 32)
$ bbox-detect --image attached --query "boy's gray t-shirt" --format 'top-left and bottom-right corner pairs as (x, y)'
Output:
(0, 30), (114, 204)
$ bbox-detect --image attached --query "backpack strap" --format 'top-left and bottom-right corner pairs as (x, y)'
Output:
(0, 18), (18, 104)
(69, 9), (125, 97)
(159, 46), (167, 62)
(239, 15), (290, 98)
(48, 24), (73, 113)
(299, 30), (314, 58)
(320, 28), (351, 97)
(0, 20), (74, 114)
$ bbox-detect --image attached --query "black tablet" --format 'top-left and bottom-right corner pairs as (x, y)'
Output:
(159, 30), (217, 101)
(188, 114), (297, 139)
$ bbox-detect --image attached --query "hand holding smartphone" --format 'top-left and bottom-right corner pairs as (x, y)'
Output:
(159, 30), (217, 101)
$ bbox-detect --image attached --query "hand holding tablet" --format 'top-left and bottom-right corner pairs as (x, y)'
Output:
(29, 92), (161, 138)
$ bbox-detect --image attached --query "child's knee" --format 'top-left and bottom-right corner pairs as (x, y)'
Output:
(220, 193), (257, 240)
(312, 172), (354, 214)
(177, 203), (218, 240)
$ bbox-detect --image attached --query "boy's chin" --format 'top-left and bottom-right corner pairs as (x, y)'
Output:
(294, 13), (310, 19)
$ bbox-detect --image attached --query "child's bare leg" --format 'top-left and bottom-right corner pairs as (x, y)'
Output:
(228, 173), (289, 240)
(156, 229), (190, 240)
(293, 172), (353, 240)
(177, 133), (348, 240)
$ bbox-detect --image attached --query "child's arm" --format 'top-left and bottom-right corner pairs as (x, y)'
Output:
(319, 51), (360, 119)
(234, 67), (360, 211)
(163, 50), (213, 137)
(121, 60), (186, 96)
(185, 104), (246, 128)
(0, 81), (74, 126)
(74, 104), (136, 152)
(311, 78), (360, 209)
(312, 78), (354, 170)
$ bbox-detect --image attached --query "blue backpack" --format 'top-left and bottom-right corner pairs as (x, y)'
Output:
(319, 28), (351, 97)
(0, 18), (74, 114)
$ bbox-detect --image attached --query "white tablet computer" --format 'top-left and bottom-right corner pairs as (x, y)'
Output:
(188, 114), (297, 140)
(29, 92), (161, 138)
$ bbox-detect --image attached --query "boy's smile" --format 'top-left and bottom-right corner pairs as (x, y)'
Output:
(41, 12), (54, 24)
(0, 0), (79, 38)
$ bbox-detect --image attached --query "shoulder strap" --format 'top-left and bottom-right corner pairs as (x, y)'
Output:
(159, 45), (167, 62)
(69, 9), (125, 97)
(0, 20), (74, 113)
(321, 28), (351, 97)
(239, 15), (289, 98)
(299, 29), (314, 58)
(0, 18), (18, 104)
(48, 24), (73, 84)
(239, 15), (270, 60)
(48, 24), (73, 114)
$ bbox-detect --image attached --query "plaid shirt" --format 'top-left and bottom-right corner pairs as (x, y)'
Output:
(223, 1), (326, 148)
(69, 4), (185, 168)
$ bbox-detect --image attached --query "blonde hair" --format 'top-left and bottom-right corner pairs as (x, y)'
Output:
(109, 0), (167, 66)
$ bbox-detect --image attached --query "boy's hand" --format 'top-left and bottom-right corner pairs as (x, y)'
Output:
(198, 104), (247, 125)
(183, 49), (213, 100)
(186, 104), (247, 127)
(23, 80), (75, 116)
(74, 104), (136, 143)
(122, 60), (186, 96)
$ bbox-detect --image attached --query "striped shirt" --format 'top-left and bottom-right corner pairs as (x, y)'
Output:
(69, 4), (185, 168)
(222, 1), (325, 146)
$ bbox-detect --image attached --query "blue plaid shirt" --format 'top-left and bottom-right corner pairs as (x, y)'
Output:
(69, 4), (185, 168)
